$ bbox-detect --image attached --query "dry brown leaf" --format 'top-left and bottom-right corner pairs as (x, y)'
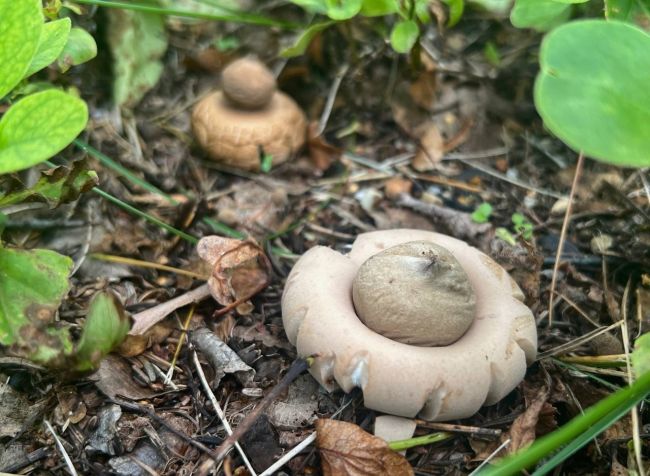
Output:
(507, 383), (551, 454)
(316, 419), (414, 476)
(411, 123), (444, 172)
(307, 121), (343, 172)
(196, 236), (271, 307)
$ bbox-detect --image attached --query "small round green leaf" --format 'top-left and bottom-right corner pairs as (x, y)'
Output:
(360, 0), (400, 16)
(25, 18), (71, 78)
(510, 0), (571, 31)
(0, 89), (88, 173)
(325, 0), (362, 20)
(535, 20), (650, 167)
(0, 0), (43, 98)
(390, 19), (419, 53)
(57, 27), (97, 73)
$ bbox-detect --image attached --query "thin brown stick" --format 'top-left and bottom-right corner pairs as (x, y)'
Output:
(414, 420), (501, 436)
(197, 358), (311, 474)
(548, 152), (585, 326)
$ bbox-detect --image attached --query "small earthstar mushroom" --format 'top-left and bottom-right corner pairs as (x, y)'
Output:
(281, 229), (537, 430)
(192, 57), (307, 171)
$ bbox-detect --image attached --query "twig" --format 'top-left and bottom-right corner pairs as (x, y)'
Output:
(130, 283), (211, 335)
(44, 420), (78, 476)
(548, 152), (585, 326)
(108, 397), (221, 461)
(259, 432), (317, 476)
(317, 64), (349, 136)
(211, 358), (312, 465)
(413, 420), (501, 437)
(468, 438), (511, 475)
(460, 159), (566, 199)
(192, 351), (257, 476)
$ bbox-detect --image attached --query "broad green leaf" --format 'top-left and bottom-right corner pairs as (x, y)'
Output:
(360, 0), (399, 16)
(0, 0), (43, 99)
(0, 212), (5, 236)
(443, 0), (465, 26)
(107, 5), (168, 107)
(0, 246), (72, 347)
(510, 0), (571, 31)
(289, 0), (328, 14)
(325, 0), (362, 20)
(57, 27), (97, 73)
(390, 19), (419, 53)
(0, 89), (88, 174)
(535, 20), (650, 167)
(25, 18), (71, 78)
(605, 0), (650, 29)
(632, 333), (650, 377)
(281, 21), (335, 58)
(74, 292), (130, 371)
(0, 160), (98, 208)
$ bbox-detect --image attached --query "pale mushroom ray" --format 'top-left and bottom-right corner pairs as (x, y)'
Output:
(281, 229), (538, 421)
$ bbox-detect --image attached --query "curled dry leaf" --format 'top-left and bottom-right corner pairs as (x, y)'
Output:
(196, 236), (271, 309)
(316, 419), (414, 476)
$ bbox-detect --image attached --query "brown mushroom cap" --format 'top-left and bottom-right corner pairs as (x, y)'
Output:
(281, 229), (537, 421)
(222, 58), (276, 109)
(352, 241), (475, 346)
(191, 58), (307, 171)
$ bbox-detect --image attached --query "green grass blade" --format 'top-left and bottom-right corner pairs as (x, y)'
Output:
(388, 432), (451, 452)
(202, 217), (245, 239)
(74, 139), (176, 203)
(479, 371), (650, 476)
(91, 187), (198, 244)
(531, 399), (643, 475)
(73, 0), (299, 28)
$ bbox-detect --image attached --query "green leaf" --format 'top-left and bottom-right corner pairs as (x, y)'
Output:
(471, 202), (493, 223)
(468, 0), (511, 14)
(0, 89), (88, 174)
(495, 227), (517, 246)
(0, 246), (72, 348)
(25, 18), (71, 78)
(390, 19), (419, 53)
(57, 27), (97, 73)
(107, 4), (168, 108)
(281, 21), (335, 58)
(360, 0), (399, 16)
(260, 153), (274, 173)
(289, 0), (328, 14)
(443, 0), (465, 26)
(510, 0), (572, 31)
(325, 0), (362, 20)
(0, 0), (43, 99)
(534, 20), (650, 167)
(0, 160), (98, 208)
(605, 0), (650, 29)
(632, 333), (650, 377)
(74, 292), (130, 371)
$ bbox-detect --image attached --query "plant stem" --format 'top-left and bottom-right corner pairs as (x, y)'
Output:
(388, 432), (451, 452)
(73, 0), (298, 28)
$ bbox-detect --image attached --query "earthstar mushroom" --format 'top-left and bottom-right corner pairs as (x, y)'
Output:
(192, 57), (307, 171)
(281, 229), (537, 422)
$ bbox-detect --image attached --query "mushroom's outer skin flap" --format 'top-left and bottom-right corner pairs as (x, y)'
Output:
(192, 91), (307, 171)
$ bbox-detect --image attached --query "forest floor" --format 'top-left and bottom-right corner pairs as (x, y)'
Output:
(1, 3), (648, 476)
